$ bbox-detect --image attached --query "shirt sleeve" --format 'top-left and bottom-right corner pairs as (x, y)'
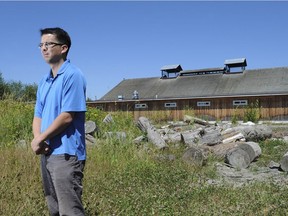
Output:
(34, 80), (44, 118)
(61, 70), (87, 113)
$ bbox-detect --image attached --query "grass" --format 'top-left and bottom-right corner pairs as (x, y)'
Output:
(1, 100), (288, 215)
(0, 146), (48, 215)
(2, 143), (288, 215)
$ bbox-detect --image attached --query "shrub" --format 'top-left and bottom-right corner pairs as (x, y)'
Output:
(231, 107), (239, 125)
(243, 100), (261, 123)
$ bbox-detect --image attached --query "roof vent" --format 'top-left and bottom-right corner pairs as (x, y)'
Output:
(132, 90), (139, 100)
(161, 64), (183, 79)
(224, 58), (247, 73)
(117, 95), (124, 101)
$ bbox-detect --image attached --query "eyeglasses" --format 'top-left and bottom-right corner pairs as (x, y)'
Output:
(38, 42), (64, 49)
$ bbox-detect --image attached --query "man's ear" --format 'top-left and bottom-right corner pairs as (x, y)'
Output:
(61, 44), (69, 55)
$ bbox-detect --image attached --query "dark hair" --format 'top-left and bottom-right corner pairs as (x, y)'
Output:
(40, 27), (72, 55)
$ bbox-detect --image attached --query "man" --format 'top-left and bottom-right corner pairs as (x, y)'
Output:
(31, 27), (87, 216)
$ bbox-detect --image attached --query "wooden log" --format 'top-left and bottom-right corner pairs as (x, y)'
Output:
(181, 128), (204, 147)
(137, 116), (151, 132)
(104, 132), (126, 141)
(182, 146), (206, 166)
(146, 127), (168, 149)
(280, 152), (288, 172)
(85, 134), (96, 146)
(199, 130), (222, 146)
(207, 142), (239, 158)
(222, 133), (245, 144)
(85, 120), (97, 134)
(221, 127), (236, 136)
(221, 128), (242, 140)
(232, 125), (272, 142)
(192, 117), (210, 126)
(163, 132), (182, 144)
(133, 135), (147, 145)
(183, 114), (194, 123)
(167, 121), (188, 128)
(225, 147), (251, 169)
(238, 142), (261, 162)
(103, 113), (113, 124)
(138, 117), (168, 149)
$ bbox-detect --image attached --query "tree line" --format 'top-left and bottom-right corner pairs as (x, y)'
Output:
(0, 72), (37, 102)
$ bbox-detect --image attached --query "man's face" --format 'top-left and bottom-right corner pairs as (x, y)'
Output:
(39, 34), (65, 64)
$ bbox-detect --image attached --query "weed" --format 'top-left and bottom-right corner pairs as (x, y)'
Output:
(243, 100), (261, 123)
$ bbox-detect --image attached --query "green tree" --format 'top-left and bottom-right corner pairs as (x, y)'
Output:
(6, 81), (24, 100)
(0, 73), (37, 101)
(0, 72), (8, 99)
(23, 83), (37, 101)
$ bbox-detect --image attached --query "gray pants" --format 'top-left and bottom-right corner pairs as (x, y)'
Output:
(41, 154), (85, 216)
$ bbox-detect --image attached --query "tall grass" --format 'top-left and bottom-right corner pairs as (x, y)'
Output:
(0, 147), (49, 215)
(0, 99), (34, 146)
(1, 100), (288, 215)
(2, 143), (288, 215)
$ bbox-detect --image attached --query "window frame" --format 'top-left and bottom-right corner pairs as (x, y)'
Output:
(164, 102), (177, 108)
(233, 100), (248, 106)
(197, 101), (211, 107)
(135, 103), (148, 109)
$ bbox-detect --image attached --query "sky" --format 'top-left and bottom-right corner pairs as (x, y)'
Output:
(1, 1), (288, 100)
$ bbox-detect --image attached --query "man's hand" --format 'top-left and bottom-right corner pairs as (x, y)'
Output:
(31, 137), (50, 155)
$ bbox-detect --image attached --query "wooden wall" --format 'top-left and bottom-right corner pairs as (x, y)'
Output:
(87, 95), (288, 121)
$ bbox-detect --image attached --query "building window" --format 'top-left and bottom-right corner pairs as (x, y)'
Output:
(164, 102), (177, 108)
(197, 101), (211, 107)
(135, 103), (148, 109)
(233, 100), (248, 106)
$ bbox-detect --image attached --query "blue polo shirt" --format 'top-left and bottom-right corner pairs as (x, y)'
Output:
(34, 60), (87, 160)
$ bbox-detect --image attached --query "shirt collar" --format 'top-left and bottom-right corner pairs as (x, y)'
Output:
(46, 59), (70, 80)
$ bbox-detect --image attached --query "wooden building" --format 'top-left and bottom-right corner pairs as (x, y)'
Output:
(88, 58), (288, 121)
